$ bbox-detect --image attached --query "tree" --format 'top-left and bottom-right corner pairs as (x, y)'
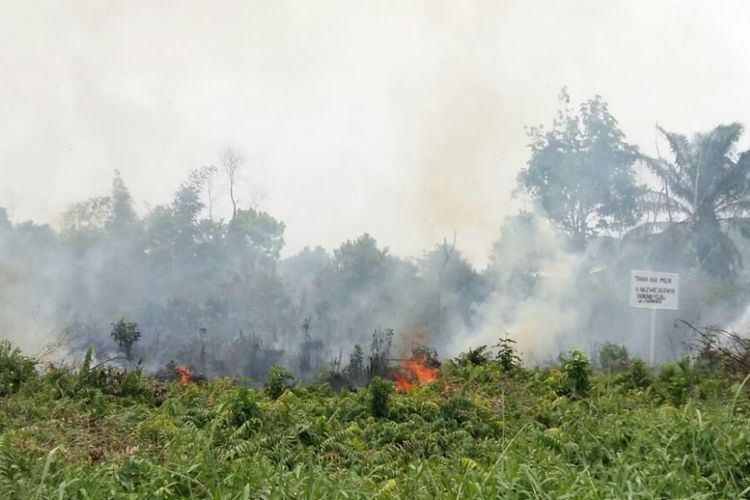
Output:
(227, 208), (285, 261)
(60, 196), (112, 243)
(345, 344), (366, 385)
(329, 233), (389, 287)
(435, 234), (455, 338)
(217, 148), (243, 222)
(419, 241), (485, 334)
(636, 123), (750, 278)
(110, 318), (141, 361)
(61, 171), (137, 241)
(518, 89), (644, 247)
(109, 170), (137, 232)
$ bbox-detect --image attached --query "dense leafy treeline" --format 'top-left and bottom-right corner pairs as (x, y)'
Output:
(3, 90), (750, 375)
(0, 339), (749, 498)
(0, 169), (487, 378)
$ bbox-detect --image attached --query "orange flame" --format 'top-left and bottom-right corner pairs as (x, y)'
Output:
(176, 365), (191, 386)
(393, 371), (414, 392)
(393, 355), (438, 392)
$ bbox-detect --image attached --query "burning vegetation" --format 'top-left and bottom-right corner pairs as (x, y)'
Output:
(392, 357), (439, 392)
(175, 364), (191, 386)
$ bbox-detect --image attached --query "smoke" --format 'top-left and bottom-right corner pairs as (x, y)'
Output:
(459, 212), (587, 363)
(1, 183), (749, 376)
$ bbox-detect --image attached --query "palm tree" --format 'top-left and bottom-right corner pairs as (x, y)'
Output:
(634, 123), (750, 278)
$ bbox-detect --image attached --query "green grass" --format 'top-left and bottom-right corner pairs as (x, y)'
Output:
(1, 352), (749, 499)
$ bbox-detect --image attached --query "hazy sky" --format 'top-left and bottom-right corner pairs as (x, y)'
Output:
(1, 1), (749, 264)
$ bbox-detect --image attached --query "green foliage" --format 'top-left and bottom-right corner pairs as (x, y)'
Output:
(455, 336), (521, 372)
(457, 345), (491, 366)
(78, 345), (95, 387)
(1, 338), (749, 498)
(495, 336), (521, 372)
(440, 395), (477, 425)
(222, 387), (262, 427)
(638, 123), (750, 278)
(654, 357), (721, 406)
(656, 359), (694, 405)
(598, 342), (629, 374)
(0, 340), (36, 397)
(265, 365), (294, 400)
(228, 208), (286, 260)
(559, 350), (592, 398)
(368, 377), (393, 418)
(620, 359), (653, 390)
(110, 318), (141, 360)
(72, 346), (153, 403)
(518, 88), (644, 246)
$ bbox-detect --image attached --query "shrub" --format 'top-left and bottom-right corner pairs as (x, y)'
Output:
(559, 350), (592, 398)
(0, 340), (36, 397)
(598, 342), (629, 374)
(621, 359), (653, 390)
(74, 346), (152, 402)
(496, 336), (521, 372)
(457, 346), (491, 367)
(265, 365), (294, 400)
(223, 387), (262, 427)
(368, 377), (393, 418)
(441, 395), (476, 425)
(655, 357), (719, 405)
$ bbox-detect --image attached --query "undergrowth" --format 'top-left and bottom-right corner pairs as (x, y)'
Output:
(0, 344), (749, 499)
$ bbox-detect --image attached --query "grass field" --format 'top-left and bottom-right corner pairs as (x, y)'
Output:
(1, 340), (749, 499)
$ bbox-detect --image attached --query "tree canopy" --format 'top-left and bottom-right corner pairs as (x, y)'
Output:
(518, 89), (644, 247)
(636, 123), (750, 278)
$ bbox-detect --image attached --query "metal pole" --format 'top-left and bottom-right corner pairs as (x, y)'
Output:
(649, 307), (657, 366)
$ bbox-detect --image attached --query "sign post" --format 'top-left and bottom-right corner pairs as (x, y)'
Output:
(629, 270), (679, 365)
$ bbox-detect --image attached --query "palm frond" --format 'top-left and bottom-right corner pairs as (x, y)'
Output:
(657, 126), (692, 169)
(640, 156), (694, 204)
(624, 220), (677, 241)
(638, 189), (691, 219)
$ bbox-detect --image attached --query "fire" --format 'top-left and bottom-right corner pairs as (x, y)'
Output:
(176, 364), (191, 386)
(393, 355), (438, 392)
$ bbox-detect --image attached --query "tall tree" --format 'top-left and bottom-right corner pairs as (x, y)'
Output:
(518, 89), (644, 247)
(217, 148), (242, 222)
(637, 123), (750, 277)
(109, 170), (137, 232)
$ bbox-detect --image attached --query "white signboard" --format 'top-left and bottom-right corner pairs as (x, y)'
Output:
(630, 270), (679, 310)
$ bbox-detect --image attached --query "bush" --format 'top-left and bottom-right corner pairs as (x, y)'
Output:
(598, 342), (629, 374)
(223, 387), (262, 427)
(559, 350), (592, 398)
(441, 395), (476, 425)
(74, 346), (153, 403)
(496, 337), (521, 372)
(265, 365), (294, 400)
(0, 340), (36, 397)
(655, 357), (719, 405)
(457, 346), (491, 367)
(368, 377), (393, 418)
(621, 359), (653, 390)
